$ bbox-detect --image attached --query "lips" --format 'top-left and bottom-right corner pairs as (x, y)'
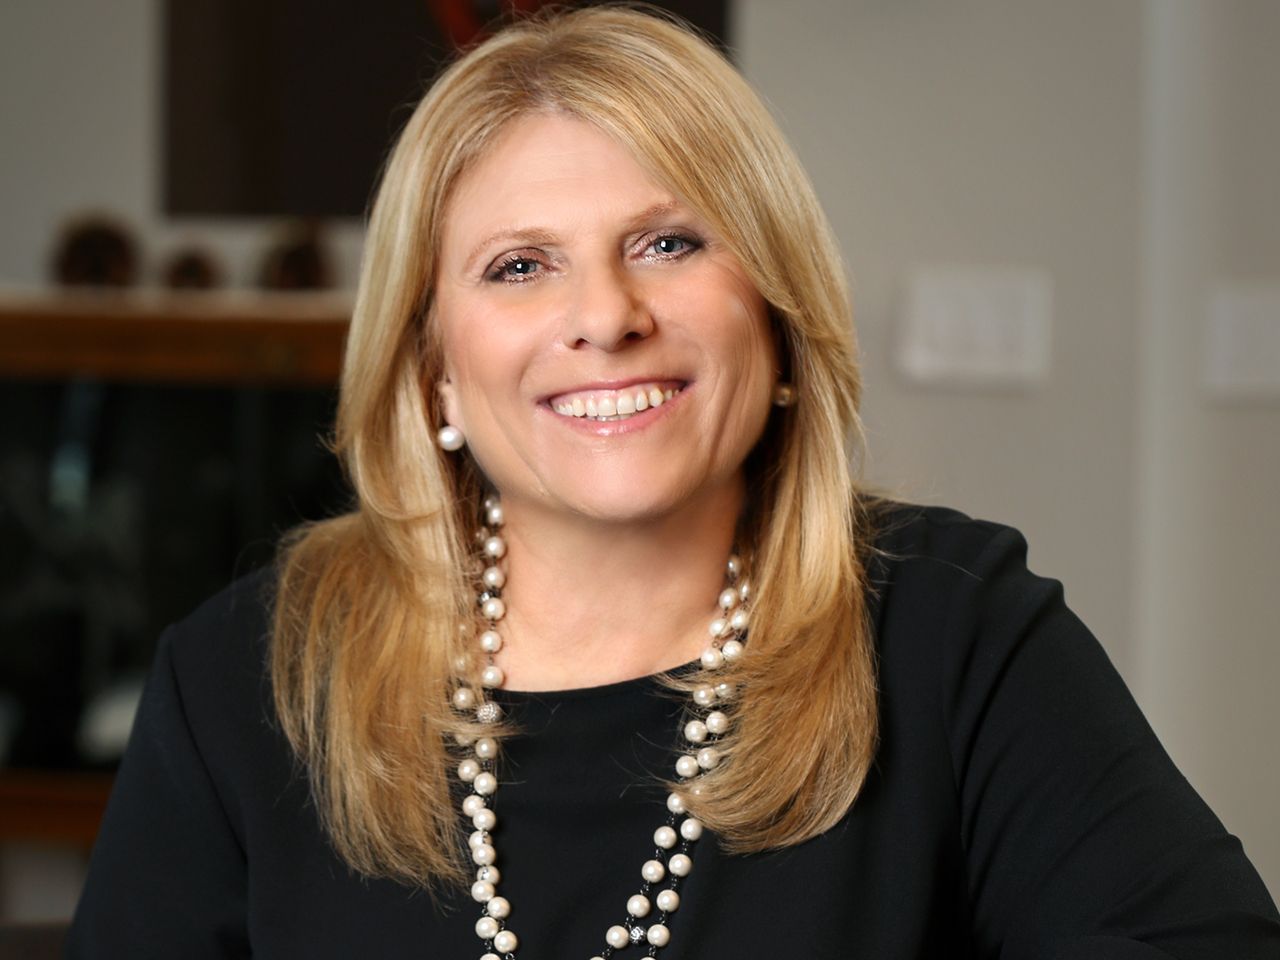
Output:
(548, 380), (685, 422)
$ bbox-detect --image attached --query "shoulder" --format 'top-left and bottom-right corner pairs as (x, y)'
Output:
(864, 500), (1046, 619)
(860, 500), (1076, 716)
(163, 566), (276, 693)
(156, 567), (281, 778)
(868, 500), (1025, 570)
(859, 503), (1280, 952)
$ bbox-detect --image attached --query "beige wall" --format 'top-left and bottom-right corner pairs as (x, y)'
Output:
(0, 0), (154, 283)
(737, 0), (1142, 673)
(1135, 0), (1280, 903)
(737, 0), (1278, 898)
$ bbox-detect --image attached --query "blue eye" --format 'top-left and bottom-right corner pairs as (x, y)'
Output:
(489, 256), (540, 282)
(651, 235), (690, 256)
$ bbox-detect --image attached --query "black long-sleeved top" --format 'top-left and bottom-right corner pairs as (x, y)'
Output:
(68, 506), (1280, 957)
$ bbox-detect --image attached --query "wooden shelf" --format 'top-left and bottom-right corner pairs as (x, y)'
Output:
(0, 771), (114, 849)
(0, 290), (351, 387)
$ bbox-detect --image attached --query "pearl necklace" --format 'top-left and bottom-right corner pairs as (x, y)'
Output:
(450, 496), (749, 959)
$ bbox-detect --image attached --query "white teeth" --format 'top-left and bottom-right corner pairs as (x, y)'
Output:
(552, 383), (682, 421)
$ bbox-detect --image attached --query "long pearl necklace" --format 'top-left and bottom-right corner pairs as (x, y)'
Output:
(450, 496), (749, 959)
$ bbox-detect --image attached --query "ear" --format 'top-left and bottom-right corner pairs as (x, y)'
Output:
(437, 376), (464, 432)
(767, 307), (791, 382)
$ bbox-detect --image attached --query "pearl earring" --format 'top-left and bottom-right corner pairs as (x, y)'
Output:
(772, 382), (796, 408)
(437, 425), (466, 451)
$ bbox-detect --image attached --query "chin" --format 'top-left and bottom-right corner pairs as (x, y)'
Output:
(559, 488), (691, 525)
(536, 468), (699, 525)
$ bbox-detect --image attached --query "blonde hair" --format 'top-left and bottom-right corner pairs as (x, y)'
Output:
(272, 4), (878, 890)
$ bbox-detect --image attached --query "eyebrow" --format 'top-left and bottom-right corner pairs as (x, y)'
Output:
(461, 200), (687, 273)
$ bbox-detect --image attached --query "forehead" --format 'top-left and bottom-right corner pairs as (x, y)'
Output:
(440, 113), (683, 253)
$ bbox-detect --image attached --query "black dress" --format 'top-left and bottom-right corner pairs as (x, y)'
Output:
(67, 506), (1280, 958)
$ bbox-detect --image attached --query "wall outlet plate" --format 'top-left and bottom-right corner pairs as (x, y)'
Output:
(897, 265), (1053, 387)
(1204, 284), (1280, 400)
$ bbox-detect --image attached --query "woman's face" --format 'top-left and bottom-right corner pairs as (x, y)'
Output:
(434, 112), (777, 525)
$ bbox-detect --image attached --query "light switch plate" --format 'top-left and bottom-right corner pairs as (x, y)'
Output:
(1204, 284), (1280, 400)
(897, 265), (1053, 386)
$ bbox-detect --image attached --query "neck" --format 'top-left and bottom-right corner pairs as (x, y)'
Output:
(490, 482), (743, 692)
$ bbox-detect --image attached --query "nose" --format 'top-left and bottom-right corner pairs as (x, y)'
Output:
(560, 262), (654, 351)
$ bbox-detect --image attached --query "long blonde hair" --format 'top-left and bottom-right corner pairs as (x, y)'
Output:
(272, 4), (878, 891)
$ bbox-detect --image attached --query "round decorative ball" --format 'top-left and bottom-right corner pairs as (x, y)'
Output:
(606, 925), (631, 949)
(492, 929), (518, 953)
(437, 425), (465, 451)
(646, 923), (671, 947)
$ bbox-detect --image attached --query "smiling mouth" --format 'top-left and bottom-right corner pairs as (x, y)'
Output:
(549, 382), (685, 422)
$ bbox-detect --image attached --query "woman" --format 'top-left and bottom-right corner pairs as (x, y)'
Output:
(70, 7), (1279, 958)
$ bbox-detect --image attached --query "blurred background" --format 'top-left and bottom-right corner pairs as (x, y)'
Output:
(0, 0), (1276, 927)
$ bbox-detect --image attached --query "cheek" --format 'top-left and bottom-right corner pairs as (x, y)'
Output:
(724, 292), (777, 390)
(730, 298), (779, 438)
(704, 267), (776, 375)
(436, 298), (549, 466)
(693, 294), (777, 452)
(438, 301), (515, 398)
